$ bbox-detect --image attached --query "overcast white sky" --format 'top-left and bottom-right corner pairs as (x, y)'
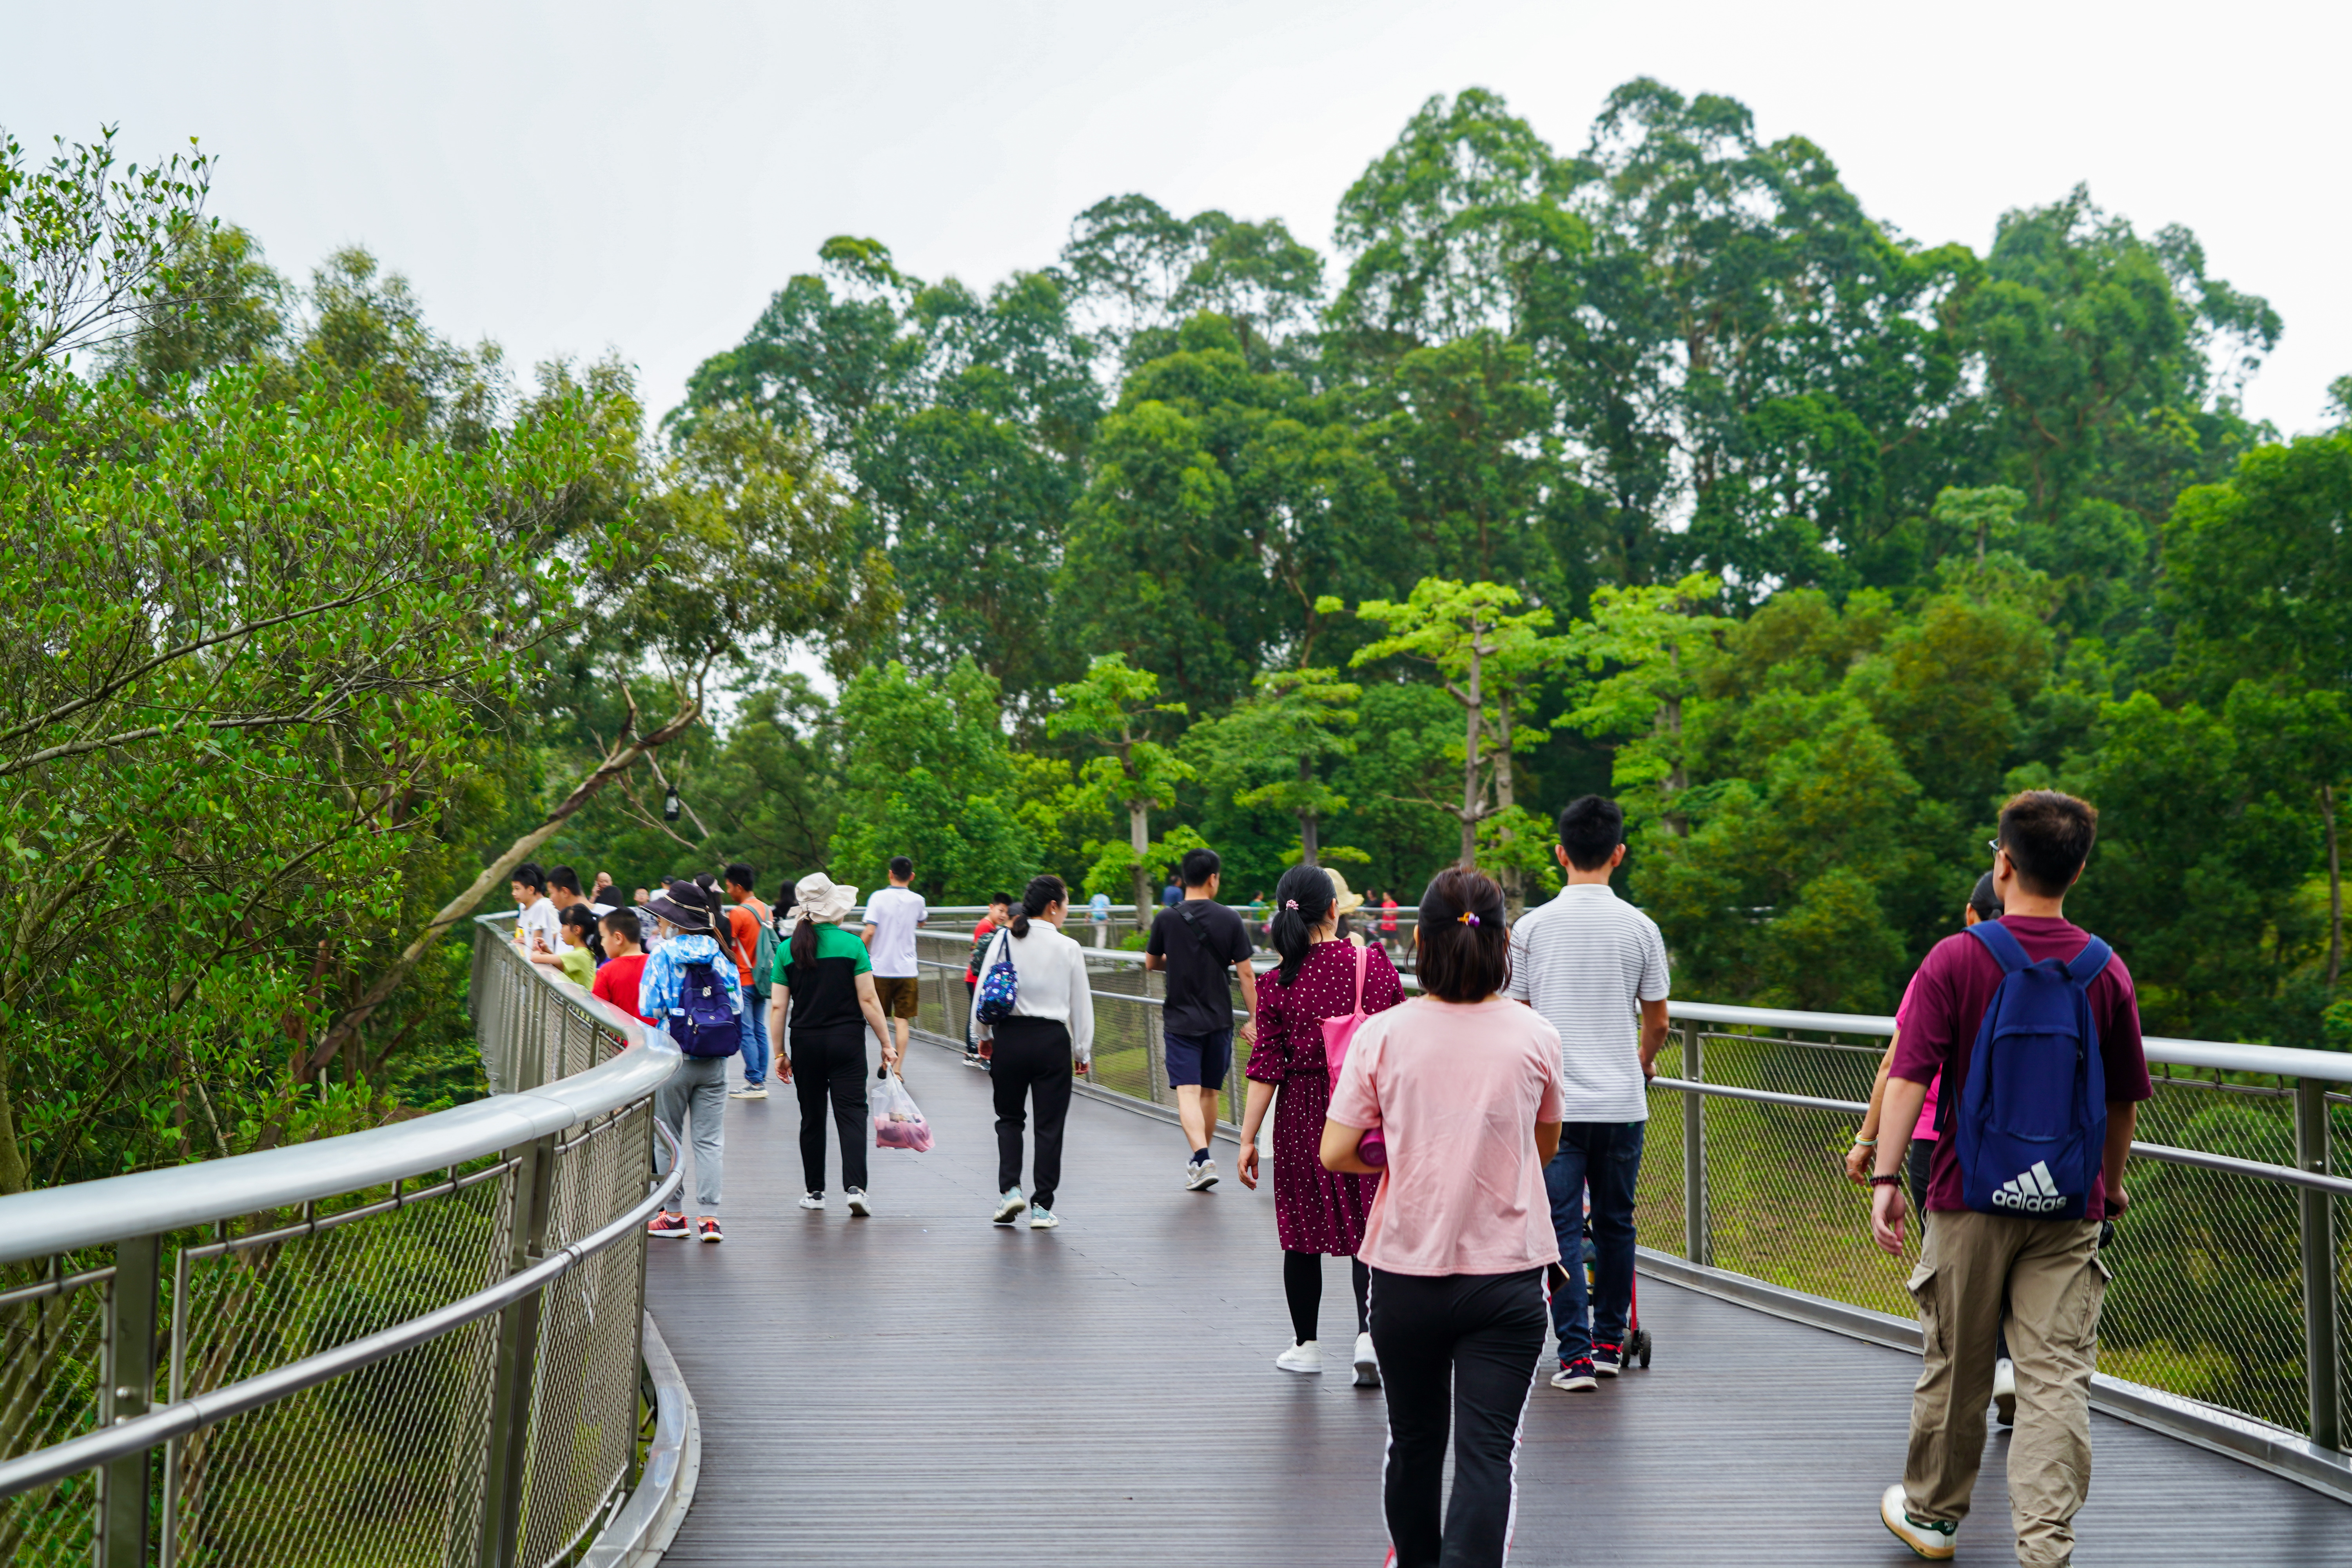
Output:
(6, 0), (2344, 436)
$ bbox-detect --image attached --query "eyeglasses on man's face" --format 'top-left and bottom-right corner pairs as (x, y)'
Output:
(1987, 838), (2004, 857)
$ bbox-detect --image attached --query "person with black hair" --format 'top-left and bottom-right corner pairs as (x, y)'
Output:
(638, 879), (751, 1243)
(962, 893), (1013, 1067)
(593, 908), (650, 1024)
(1869, 790), (2151, 1564)
(969, 874), (1094, 1229)
(768, 872), (897, 1216)
(1323, 867), (1564, 1568)
(1505, 796), (1671, 1391)
(722, 864), (775, 1100)
(545, 866), (588, 917)
(509, 862), (562, 960)
(1144, 846), (1258, 1190)
(862, 855), (927, 1079)
(1236, 862), (1403, 1383)
(528, 902), (602, 989)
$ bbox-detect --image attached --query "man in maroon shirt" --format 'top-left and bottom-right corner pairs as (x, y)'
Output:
(1869, 790), (2151, 1566)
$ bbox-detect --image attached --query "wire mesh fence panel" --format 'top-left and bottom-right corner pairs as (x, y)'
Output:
(516, 1102), (652, 1568)
(2096, 1077), (2309, 1432)
(163, 1163), (520, 1567)
(1635, 1035), (1687, 1262)
(0, 1261), (109, 1565)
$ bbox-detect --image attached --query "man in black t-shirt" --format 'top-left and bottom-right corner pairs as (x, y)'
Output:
(1144, 847), (1258, 1191)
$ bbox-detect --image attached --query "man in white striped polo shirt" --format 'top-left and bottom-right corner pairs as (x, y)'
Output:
(1506, 796), (1671, 1391)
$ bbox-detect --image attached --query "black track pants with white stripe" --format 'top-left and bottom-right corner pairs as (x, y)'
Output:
(1368, 1265), (1548, 1568)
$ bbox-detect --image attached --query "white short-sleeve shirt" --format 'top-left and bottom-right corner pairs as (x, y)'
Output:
(1505, 884), (1671, 1123)
(862, 886), (927, 978)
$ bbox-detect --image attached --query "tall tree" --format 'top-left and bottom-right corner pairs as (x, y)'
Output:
(1194, 668), (1362, 866)
(1046, 654), (1193, 916)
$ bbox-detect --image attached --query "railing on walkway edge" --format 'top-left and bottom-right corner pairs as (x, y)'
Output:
(907, 926), (2351, 1479)
(0, 915), (682, 1568)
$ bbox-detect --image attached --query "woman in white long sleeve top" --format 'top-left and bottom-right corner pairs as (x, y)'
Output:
(970, 874), (1095, 1229)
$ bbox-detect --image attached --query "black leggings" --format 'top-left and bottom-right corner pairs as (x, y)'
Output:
(791, 1024), (868, 1194)
(1370, 1266), (1546, 1568)
(991, 1016), (1073, 1209)
(1283, 1250), (1370, 1346)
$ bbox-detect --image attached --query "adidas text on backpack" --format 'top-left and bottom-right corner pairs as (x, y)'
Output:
(1953, 921), (2111, 1221)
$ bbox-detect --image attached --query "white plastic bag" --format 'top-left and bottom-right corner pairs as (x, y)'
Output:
(871, 1071), (933, 1152)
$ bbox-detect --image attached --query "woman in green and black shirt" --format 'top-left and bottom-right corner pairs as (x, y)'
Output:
(767, 871), (898, 1216)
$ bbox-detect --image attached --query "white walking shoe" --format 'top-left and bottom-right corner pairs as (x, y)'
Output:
(1352, 1330), (1381, 1388)
(1276, 1340), (1323, 1374)
(1185, 1159), (1219, 1191)
(798, 1191), (824, 1210)
(846, 1187), (873, 1217)
(1028, 1206), (1060, 1229)
(1879, 1483), (1957, 1561)
(993, 1188), (1027, 1225)
(1992, 1356), (2017, 1426)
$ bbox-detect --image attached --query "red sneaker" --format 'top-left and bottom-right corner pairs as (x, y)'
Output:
(646, 1210), (689, 1239)
(697, 1216), (724, 1243)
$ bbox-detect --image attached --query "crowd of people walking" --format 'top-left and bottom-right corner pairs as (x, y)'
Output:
(510, 780), (2141, 1568)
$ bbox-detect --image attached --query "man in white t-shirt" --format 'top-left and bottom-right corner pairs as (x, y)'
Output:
(510, 862), (563, 961)
(1505, 796), (1671, 1392)
(861, 856), (927, 1076)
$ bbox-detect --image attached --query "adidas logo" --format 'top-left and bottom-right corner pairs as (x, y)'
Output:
(1991, 1161), (2069, 1213)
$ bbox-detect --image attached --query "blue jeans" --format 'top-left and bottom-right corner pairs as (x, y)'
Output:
(1545, 1121), (1644, 1366)
(740, 991), (771, 1086)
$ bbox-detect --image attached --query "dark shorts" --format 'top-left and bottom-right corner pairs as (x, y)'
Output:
(1164, 1029), (1232, 1091)
(873, 975), (920, 1020)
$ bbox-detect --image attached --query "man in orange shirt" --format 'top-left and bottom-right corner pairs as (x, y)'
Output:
(724, 863), (775, 1099)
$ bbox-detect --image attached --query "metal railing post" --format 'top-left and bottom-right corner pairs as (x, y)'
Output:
(478, 1132), (559, 1568)
(96, 1233), (160, 1568)
(1681, 1023), (1708, 1267)
(2295, 1077), (2340, 1450)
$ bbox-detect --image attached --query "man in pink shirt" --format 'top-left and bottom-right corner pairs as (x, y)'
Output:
(1326, 869), (1564, 1568)
(1868, 791), (2151, 1566)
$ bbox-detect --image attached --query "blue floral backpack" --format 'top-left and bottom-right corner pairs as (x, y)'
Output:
(974, 929), (1020, 1025)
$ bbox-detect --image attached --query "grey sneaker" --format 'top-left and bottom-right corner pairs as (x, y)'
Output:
(1185, 1159), (1219, 1191)
(993, 1188), (1027, 1225)
(728, 1084), (768, 1100)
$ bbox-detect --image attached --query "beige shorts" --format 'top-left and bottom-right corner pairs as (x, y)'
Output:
(873, 974), (920, 1020)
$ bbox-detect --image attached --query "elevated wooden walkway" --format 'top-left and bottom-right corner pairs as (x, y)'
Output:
(646, 1040), (2348, 1565)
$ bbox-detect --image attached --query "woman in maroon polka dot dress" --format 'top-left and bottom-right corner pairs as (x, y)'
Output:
(1237, 863), (1404, 1383)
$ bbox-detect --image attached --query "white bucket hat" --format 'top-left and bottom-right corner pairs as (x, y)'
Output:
(784, 871), (859, 926)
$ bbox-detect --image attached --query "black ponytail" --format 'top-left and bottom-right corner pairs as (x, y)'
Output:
(1010, 873), (1065, 939)
(694, 873), (742, 968)
(1270, 863), (1336, 986)
(789, 914), (818, 970)
(559, 901), (605, 964)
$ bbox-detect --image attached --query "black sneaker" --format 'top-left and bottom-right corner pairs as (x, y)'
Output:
(1550, 1359), (1597, 1392)
(1591, 1341), (1622, 1377)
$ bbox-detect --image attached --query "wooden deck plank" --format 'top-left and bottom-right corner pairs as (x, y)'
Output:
(647, 1038), (2347, 1565)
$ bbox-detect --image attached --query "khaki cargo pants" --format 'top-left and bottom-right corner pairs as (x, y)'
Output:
(1902, 1209), (2109, 1566)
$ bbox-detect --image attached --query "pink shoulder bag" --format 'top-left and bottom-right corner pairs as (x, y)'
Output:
(1319, 942), (1387, 1169)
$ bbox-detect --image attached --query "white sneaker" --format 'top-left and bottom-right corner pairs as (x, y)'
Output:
(1352, 1330), (1380, 1388)
(1992, 1356), (2016, 1426)
(728, 1084), (768, 1099)
(1276, 1340), (1323, 1374)
(1879, 1483), (1957, 1561)
(846, 1188), (873, 1218)
(1185, 1159), (1219, 1191)
(798, 1191), (824, 1210)
(993, 1188), (1027, 1225)
(1028, 1206), (1060, 1229)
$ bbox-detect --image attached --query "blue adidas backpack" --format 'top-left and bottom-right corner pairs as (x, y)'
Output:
(1952, 921), (2111, 1219)
(974, 929), (1020, 1026)
(671, 960), (742, 1058)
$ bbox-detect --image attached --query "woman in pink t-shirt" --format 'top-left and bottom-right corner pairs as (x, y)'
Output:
(1325, 869), (1564, 1568)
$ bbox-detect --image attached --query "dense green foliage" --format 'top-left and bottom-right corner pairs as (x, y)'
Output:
(7, 77), (2348, 1193)
(653, 79), (2346, 1054)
